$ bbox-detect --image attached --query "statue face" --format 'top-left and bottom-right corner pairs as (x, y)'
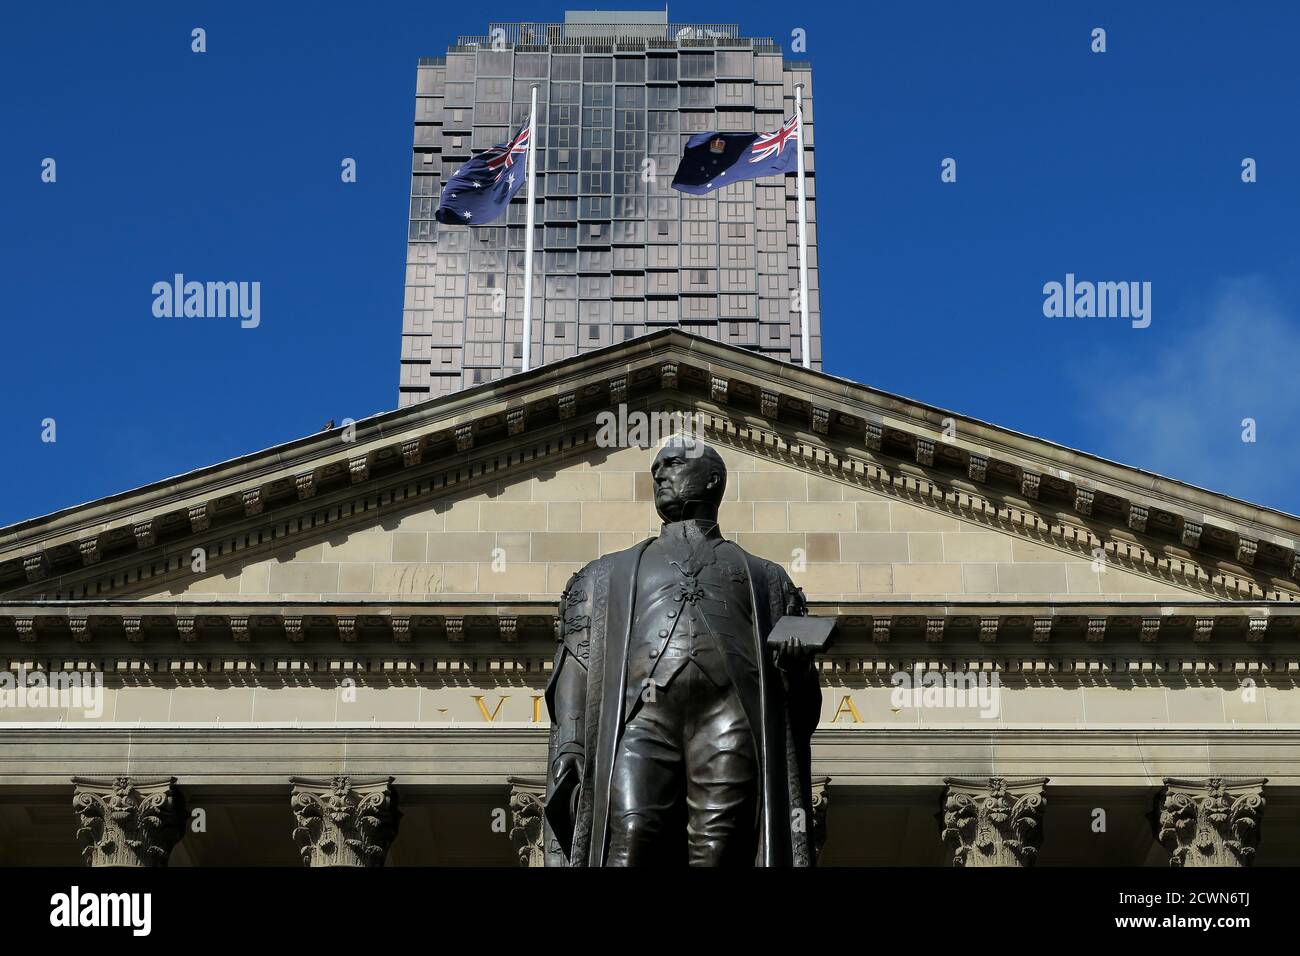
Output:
(651, 443), (724, 522)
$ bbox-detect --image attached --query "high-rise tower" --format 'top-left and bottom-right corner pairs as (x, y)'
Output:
(399, 10), (819, 404)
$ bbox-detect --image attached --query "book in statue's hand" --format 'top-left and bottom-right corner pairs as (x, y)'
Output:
(765, 615), (837, 653)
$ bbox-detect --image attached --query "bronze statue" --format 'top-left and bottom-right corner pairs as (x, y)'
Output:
(544, 439), (823, 866)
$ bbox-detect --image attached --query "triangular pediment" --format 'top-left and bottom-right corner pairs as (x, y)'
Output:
(1, 330), (1296, 604)
(108, 442), (1216, 606)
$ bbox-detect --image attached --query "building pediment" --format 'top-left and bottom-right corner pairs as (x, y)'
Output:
(1, 329), (1297, 603)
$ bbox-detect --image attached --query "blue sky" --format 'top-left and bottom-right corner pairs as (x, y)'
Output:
(2, 0), (1298, 526)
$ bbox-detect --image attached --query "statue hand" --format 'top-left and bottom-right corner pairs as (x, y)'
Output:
(553, 752), (582, 790)
(774, 636), (813, 674)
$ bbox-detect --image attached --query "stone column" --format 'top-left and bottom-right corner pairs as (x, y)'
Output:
(811, 776), (830, 863)
(72, 776), (184, 867)
(940, 776), (1048, 867)
(507, 777), (547, 867)
(289, 775), (401, 867)
(1155, 777), (1267, 867)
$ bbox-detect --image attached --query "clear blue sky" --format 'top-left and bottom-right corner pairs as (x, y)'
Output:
(3, 1), (1299, 526)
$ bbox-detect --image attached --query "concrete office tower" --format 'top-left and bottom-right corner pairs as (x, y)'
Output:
(399, 10), (819, 404)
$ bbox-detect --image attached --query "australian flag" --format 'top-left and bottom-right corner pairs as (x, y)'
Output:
(670, 115), (799, 195)
(434, 123), (531, 225)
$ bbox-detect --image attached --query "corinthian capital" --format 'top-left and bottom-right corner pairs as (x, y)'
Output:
(289, 775), (401, 867)
(507, 777), (547, 867)
(1156, 777), (1266, 867)
(941, 776), (1048, 867)
(72, 776), (184, 867)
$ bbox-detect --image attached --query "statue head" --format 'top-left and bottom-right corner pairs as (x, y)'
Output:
(651, 438), (727, 524)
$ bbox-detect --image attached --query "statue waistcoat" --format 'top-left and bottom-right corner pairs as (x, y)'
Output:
(623, 520), (757, 721)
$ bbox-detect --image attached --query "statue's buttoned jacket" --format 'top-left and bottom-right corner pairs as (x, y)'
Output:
(623, 529), (754, 722)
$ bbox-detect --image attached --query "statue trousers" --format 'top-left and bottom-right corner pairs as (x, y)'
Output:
(606, 658), (758, 866)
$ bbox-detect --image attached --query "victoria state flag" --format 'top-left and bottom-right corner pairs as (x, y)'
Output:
(670, 115), (799, 195)
(434, 123), (530, 225)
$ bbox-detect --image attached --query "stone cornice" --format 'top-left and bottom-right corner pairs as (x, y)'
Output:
(2, 602), (1298, 681)
(2, 330), (1298, 598)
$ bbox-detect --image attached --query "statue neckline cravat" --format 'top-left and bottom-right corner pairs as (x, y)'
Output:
(657, 518), (723, 578)
(660, 517), (721, 537)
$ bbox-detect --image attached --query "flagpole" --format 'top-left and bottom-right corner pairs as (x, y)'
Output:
(521, 84), (539, 373)
(794, 82), (811, 370)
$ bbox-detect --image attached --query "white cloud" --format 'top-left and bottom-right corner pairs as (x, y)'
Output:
(1082, 276), (1300, 515)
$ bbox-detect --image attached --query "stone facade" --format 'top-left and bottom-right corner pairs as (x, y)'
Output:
(0, 331), (1296, 866)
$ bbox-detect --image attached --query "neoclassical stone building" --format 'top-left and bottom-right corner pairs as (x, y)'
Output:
(0, 330), (1292, 866)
